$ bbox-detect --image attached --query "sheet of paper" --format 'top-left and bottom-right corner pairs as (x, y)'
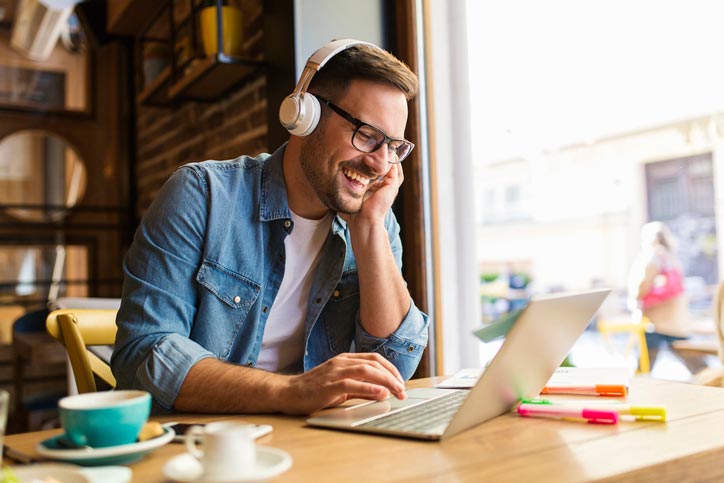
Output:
(435, 368), (483, 388)
(435, 366), (633, 390)
(546, 366), (633, 386)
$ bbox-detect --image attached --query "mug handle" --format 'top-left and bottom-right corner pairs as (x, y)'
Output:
(65, 431), (88, 448)
(185, 425), (205, 459)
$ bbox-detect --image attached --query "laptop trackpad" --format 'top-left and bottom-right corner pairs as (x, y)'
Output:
(307, 388), (459, 426)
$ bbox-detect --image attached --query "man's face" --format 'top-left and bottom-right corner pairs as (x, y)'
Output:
(299, 80), (408, 215)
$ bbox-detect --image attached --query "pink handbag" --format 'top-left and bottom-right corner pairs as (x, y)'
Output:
(641, 266), (684, 308)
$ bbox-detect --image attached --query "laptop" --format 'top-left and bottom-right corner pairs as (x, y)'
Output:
(306, 288), (610, 440)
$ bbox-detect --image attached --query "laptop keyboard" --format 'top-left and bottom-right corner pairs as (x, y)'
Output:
(357, 390), (469, 433)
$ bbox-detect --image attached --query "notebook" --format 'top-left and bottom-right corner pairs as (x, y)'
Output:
(306, 288), (611, 441)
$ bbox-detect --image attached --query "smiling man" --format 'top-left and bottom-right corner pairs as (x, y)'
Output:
(111, 40), (429, 415)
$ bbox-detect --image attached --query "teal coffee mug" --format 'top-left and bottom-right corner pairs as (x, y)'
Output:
(59, 390), (151, 448)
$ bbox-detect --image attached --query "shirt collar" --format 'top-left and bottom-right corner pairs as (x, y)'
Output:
(260, 143), (292, 222)
(332, 213), (347, 234)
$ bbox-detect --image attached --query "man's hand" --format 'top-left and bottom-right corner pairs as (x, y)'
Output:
(342, 163), (403, 226)
(281, 352), (407, 415)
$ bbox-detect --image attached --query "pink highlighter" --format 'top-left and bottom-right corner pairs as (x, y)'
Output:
(517, 403), (619, 424)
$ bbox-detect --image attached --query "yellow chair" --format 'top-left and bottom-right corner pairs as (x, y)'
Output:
(46, 309), (118, 393)
(597, 314), (651, 373)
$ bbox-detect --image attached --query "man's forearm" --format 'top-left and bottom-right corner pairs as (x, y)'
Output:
(174, 358), (288, 413)
(350, 221), (410, 338)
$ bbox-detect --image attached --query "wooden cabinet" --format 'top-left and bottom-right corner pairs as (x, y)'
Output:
(110, 0), (263, 105)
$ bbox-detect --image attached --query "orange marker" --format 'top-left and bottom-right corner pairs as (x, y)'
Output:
(541, 384), (627, 397)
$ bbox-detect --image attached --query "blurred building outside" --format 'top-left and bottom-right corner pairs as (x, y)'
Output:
(477, 112), (723, 323)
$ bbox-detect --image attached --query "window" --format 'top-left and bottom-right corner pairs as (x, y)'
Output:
(427, 0), (724, 374)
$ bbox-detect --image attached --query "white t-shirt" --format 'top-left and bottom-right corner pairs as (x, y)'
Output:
(255, 211), (333, 373)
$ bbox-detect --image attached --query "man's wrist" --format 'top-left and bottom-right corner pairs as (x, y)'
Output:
(266, 372), (296, 414)
(347, 217), (388, 245)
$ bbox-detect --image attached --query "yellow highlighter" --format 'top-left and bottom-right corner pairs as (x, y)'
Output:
(609, 405), (667, 422)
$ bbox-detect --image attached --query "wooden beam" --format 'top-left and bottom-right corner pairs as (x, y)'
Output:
(390, 0), (436, 378)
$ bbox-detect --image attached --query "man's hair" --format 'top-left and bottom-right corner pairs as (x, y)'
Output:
(308, 44), (418, 102)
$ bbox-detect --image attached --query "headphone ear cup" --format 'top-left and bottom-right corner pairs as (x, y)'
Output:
(279, 93), (321, 137)
(295, 93), (321, 136)
(279, 94), (301, 132)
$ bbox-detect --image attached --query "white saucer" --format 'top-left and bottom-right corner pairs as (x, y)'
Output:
(9, 463), (132, 483)
(36, 426), (175, 466)
(163, 447), (293, 483)
(11, 464), (91, 483)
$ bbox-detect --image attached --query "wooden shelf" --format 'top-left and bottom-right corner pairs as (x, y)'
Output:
(107, 0), (166, 36)
(131, 1), (264, 105)
(167, 54), (263, 102)
(136, 65), (173, 106)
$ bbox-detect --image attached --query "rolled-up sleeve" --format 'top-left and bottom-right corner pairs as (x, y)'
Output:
(354, 299), (429, 380)
(111, 166), (213, 409)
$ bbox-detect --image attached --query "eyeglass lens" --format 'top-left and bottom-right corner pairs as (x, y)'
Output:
(353, 125), (412, 163)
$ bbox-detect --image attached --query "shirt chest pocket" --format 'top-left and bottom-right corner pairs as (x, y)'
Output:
(196, 261), (261, 310)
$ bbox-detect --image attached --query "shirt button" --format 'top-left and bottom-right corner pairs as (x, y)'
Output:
(284, 220), (291, 228)
(407, 346), (415, 353)
(233, 296), (241, 303)
(262, 306), (268, 313)
(333, 290), (340, 298)
(247, 362), (253, 367)
(315, 298), (322, 303)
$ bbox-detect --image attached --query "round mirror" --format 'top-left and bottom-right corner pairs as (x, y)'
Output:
(0, 130), (87, 222)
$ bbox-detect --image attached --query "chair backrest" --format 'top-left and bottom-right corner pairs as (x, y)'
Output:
(46, 309), (118, 393)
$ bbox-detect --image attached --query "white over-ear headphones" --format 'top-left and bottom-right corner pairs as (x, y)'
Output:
(278, 38), (378, 137)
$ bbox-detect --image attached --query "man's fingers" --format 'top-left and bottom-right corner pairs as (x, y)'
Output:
(332, 379), (391, 400)
(335, 362), (404, 394)
(325, 354), (406, 399)
(337, 352), (405, 384)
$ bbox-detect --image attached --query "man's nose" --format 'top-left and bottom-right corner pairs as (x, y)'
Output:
(363, 144), (391, 175)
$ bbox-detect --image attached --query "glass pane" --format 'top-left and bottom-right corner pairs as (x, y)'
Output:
(0, 8), (89, 112)
(0, 244), (89, 305)
(466, 1), (721, 377)
(0, 130), (87, 222)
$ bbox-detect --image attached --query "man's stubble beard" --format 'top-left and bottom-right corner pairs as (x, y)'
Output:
(299, 131), (364, 215)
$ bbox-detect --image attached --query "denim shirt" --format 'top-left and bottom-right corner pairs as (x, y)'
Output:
(111, 144), (429, 409)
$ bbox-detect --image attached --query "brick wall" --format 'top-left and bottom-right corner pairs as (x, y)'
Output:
(135, 76), (269, 216)
(134, 0), (268, 217)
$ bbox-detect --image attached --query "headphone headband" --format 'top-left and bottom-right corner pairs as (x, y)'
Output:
(279, 39), (381, 137)
(307, 38), (375, 70)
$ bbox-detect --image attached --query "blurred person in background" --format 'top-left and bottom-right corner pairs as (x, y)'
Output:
(628, 221), (708, 375)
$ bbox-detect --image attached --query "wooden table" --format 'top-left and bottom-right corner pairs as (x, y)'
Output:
(5, 377), (724, 482)
(671, 338), (719, 355)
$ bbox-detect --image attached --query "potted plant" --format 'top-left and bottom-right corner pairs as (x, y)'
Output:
(199, 0), (244, 57)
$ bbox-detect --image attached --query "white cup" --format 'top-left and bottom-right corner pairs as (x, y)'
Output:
(185, 422), (257, 479)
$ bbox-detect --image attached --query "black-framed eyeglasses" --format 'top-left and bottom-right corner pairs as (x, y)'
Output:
(316, 96), (414, 163)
